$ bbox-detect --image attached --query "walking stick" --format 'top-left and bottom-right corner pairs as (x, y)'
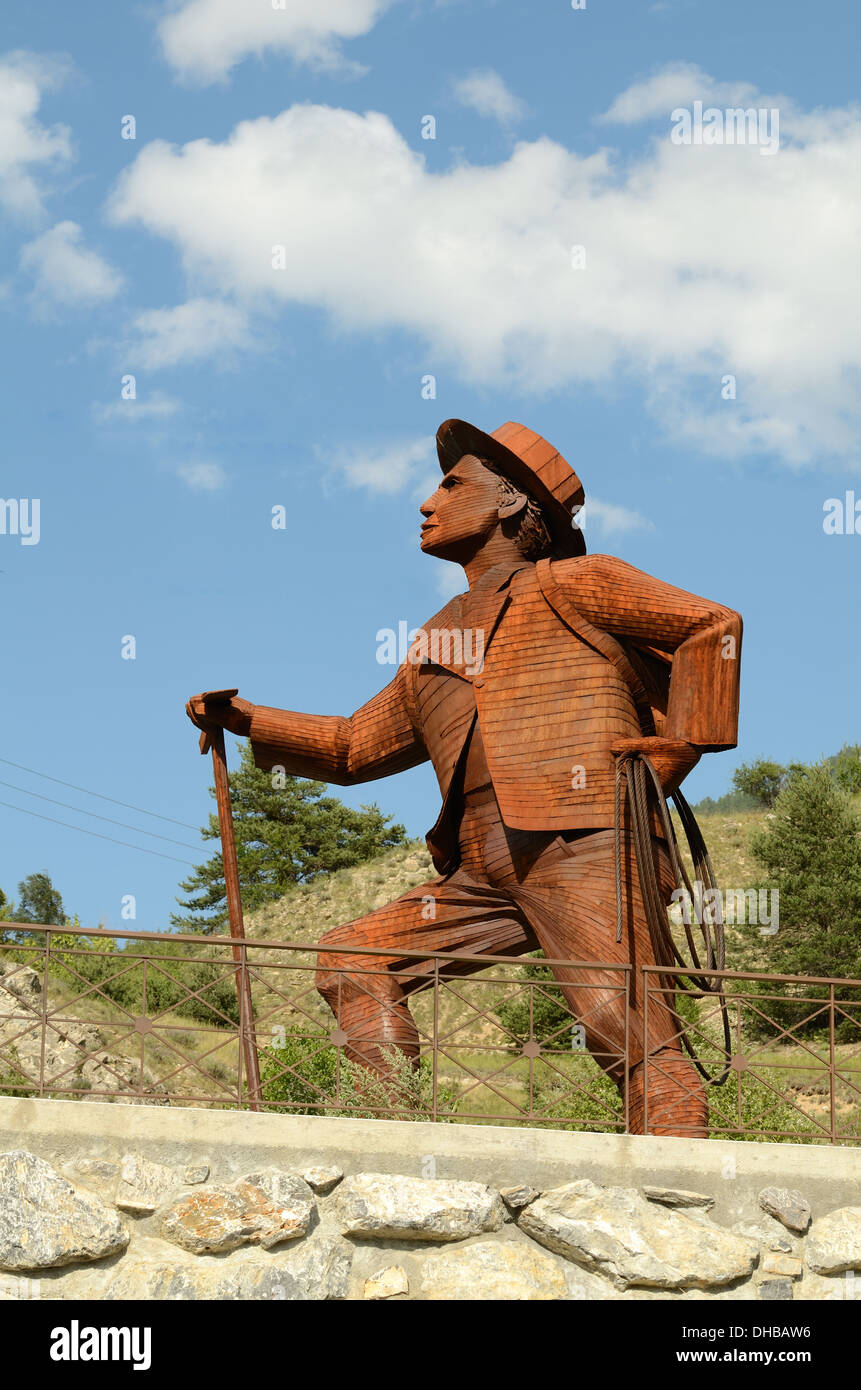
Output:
(197, 690), (261, 1110)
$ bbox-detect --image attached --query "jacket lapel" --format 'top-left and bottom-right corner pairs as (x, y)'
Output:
(457, 585), (511, 677)
(408, 587), (510, 681)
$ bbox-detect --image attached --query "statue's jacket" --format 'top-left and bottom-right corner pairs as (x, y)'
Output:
(250, 554), (742, 873)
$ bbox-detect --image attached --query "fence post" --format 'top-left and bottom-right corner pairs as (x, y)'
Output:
(432, 959), (439, 1122)
(39, 930), (49, 1098)
(623, 967), (630, 1134)
(201, 725), (261, 1110)
(641, 973), (649, 1136)
(829, 982), (837, 1144)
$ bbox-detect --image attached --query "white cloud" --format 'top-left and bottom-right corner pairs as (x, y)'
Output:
(581, 498), (653, 537)
(0, 50), (73, 217)
(597, 63), (768, 125)
(93, 392), (181, 424)
(157, 0), (397, 84)
(451, 69), (527, 125)
(176, 460), (227, 490)
(108, 79), (861, 464)
(335, 437), (433, 495)
(19, 221), (123, 313)
(123, 297), (253, 368)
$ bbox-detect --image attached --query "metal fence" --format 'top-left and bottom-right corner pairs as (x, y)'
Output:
(0, 924), (858, 1142)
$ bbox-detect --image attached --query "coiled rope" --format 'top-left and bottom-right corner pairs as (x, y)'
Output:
(614, 753), (731, 1084)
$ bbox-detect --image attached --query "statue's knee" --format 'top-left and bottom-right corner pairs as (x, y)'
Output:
(315, 952), (349, 1005)
(316, 960), (411, 1028)
(315, 953), (399, 1008)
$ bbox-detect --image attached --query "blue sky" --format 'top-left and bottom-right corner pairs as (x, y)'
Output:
(1, 0), (859, 932)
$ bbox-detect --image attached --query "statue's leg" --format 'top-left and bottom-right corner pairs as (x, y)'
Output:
(315, 873), (537, 1076)
(517, 830), (709, 1138)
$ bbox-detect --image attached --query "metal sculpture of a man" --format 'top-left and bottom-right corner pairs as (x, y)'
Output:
(188, 419), (742, 1136)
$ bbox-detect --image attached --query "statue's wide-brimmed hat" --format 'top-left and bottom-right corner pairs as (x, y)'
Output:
(435, 418), (586, 558)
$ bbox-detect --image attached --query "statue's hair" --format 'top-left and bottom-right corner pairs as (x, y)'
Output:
(480, 459), (554, 561)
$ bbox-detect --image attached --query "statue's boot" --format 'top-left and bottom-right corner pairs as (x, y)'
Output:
(315, 963), (421, 1106)
(626, 1049), (709, 1137)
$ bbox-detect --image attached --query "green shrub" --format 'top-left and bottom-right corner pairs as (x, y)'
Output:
(529, 1053), (825, 1142)
(732, 759), (791, 808)
(704, 1070), (827, 1143)
(530, 1059), (622, 1130)
(260, 1026), (339, 1114)
(0, 1048), (37, 1099)
(260, 1025), (457, 1119)
(48, 937), (241, 1026)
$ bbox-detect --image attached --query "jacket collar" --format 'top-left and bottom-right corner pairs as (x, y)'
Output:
(463, 558), (529, 598)
(408, 562), (529, 681)
(422, 563), (526, 680)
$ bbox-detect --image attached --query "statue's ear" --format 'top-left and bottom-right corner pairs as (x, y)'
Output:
(498, 491), (528, 522)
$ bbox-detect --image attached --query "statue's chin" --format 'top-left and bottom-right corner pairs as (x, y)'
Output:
(420, 537), (445, 558)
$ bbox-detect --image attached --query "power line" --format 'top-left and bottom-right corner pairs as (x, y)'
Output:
(0, 799), (197, 867)
(0, 757), (202, 832)
(0, 778), (202, 852)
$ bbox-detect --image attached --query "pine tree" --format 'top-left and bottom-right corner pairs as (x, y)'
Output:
(750, 764), (861, 980)
(732, 758), (789, 808)
(13, 872), (67, 926)
(829, 743), (861, 795)
(745, 764), (861, 1039)
(172, 743), (407, 933)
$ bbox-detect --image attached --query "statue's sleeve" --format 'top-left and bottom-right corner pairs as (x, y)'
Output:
(247, 662), (427, 784)
(554, 555), (743, 751)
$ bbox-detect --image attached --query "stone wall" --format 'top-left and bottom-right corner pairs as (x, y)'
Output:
(0, 1097), (858, 1301)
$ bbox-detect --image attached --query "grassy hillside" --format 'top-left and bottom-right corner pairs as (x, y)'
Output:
(247, 842), (436, 944)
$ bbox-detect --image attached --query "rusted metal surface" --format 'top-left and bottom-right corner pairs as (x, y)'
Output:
(185, 418), (743, 1139)
(0, 925), (858, 1142)
(198, 713), (261, 1109)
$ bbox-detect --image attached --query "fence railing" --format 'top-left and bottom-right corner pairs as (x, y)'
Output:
(0, 924), (859, 1142)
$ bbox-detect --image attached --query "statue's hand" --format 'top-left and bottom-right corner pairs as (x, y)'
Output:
(186, 691), (255, 738)
(610, 736), (700, 795)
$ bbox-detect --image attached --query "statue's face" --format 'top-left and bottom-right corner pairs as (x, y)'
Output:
(419, 454), (502, 560)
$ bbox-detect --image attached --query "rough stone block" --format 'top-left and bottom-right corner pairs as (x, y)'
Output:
(336, 1173), (504, 1242)
(364, 1265), (410, 1299)
(0, 1151), (129, 1271)
(519, 1178), (758, 1291)
(758, 1187), (811, 1234)
(806, 1207), (861, 1274)
(161, 1169), (315, 1254)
